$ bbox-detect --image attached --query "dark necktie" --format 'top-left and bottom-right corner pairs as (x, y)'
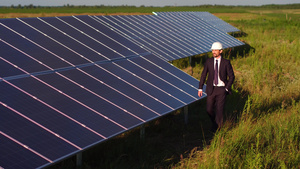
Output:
(214, 60), (218, 85)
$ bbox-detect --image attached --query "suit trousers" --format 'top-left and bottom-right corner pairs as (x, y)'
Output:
(206, 86), (226, 130)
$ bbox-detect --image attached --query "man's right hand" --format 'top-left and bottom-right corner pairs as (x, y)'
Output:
(198, 90), (203, 97)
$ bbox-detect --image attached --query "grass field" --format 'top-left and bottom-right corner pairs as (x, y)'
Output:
(175, 6), (300, 169)
(1, 4), (299, 169)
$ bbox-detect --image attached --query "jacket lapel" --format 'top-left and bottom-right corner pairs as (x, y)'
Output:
(219, 58), (227, 80)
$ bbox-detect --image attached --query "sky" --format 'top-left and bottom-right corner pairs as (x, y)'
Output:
(1, 0), (299, 7)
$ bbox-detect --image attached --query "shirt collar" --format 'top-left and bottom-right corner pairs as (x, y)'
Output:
(214, 56), (222, 61)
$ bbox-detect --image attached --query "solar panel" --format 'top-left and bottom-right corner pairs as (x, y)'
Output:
(152, 12), (244, 50)
(116, 57), (197, 104)
(132, 15), (200, 54)
(0, 56), (201, 169)
(192, 12), (241, 33)
(155, 11), (241, 33)
(94, 13), (243, 61)
(94, 15), (181, 61)
(0, 12), (241, 168)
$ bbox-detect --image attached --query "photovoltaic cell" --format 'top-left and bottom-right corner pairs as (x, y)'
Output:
(0, 12), (243, 169)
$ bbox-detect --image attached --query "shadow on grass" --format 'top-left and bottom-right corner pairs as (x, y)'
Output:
(226, 42), (255, 60)
(230, 31), (248, 38)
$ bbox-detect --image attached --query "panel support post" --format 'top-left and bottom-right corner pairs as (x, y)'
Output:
(140, 124), (145, 140)
(184, 106), (188, 124)
(76, 152), (82, 168)
(189, 56), (192, 67)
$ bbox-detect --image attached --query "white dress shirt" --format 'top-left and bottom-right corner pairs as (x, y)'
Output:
(214, 57), (225, 87)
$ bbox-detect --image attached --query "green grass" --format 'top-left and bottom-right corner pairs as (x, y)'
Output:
(174, 7), (300, 169)
(176, 102), (300, 169)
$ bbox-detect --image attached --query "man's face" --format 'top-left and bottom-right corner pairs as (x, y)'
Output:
(212, 49), (223, 58)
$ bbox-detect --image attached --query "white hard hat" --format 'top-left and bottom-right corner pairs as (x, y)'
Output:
(211, 42), (223, 50)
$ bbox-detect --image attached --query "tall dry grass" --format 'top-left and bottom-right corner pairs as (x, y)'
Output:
(177, 102), (299, 168)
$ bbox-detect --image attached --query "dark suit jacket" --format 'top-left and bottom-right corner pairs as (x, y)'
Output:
(199, 57), (235, 96)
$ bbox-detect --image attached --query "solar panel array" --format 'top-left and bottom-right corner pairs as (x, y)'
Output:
(0, 12), (243, 169)
(97, 12), (243, 61)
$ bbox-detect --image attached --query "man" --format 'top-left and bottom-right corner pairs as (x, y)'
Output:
(198, 42), (235, 132)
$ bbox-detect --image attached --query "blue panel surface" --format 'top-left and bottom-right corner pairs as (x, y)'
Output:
(153, 14), (215, 51)
(0, 18), (90, 66)
(191, 12), (241, 33)
(77, 15), (148, 56)
(0, 102), (78, 160)
(95, 13), (244, 61)
(115, 59), (196, 105)
(146, 56), (200, 87)
(132, 15), (199, 55)
(0, 134), (49, 169)
(59, 68), (160, 121)
(116, 15), (190, 58)
(154, 12), (244, 48)
(95, 15), (179, 61)
(131, 56), (198, 99)
(20, 17), (108, 63)
(36, 72), (146, 128)
(99, 61), (183, 110)
(80, 64), (173, 114)
(5, 76), (125, 137)
(0, 50), (28, 78)
(0, 80), (105, 148)
(57, 16), (138, 59)
(0, 27), (53, 74)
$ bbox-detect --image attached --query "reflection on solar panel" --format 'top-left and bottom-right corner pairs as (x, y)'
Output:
(155, 11), (241, 33)
(0, 12), (243, 169)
